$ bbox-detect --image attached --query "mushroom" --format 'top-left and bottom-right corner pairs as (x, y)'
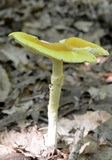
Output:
(9, 32), (109, 148)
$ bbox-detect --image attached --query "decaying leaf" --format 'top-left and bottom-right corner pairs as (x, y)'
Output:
(0, 65), (11, 102)
(58, 110), (111, 137)
(74, 21), (93, 32)
(0, 44), (29, 68)
(0, 145), (15, 158)
(0, 126), (45, 158)
(58, 110), (112, 158)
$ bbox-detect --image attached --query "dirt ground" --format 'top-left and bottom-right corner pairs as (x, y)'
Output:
(0, 0), (112, 159)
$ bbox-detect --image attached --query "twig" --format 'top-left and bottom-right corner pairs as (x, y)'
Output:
(69, 128), (84, 160)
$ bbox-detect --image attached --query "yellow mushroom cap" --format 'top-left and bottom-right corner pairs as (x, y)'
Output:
(60, 37), (109, 56)
(9, 32), (109, 63)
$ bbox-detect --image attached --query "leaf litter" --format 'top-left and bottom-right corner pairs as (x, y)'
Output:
(0, 0), (112, 159)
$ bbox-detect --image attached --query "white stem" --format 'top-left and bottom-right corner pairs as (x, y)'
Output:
(46, 59), (64, 148)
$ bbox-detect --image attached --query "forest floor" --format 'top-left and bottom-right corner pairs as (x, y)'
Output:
(0, 0), (112, 159)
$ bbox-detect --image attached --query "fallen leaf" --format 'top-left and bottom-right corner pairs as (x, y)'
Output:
(103, 72), (112, 83)
(0, 65), (11, 102)
(74, 21), (93, 32)
(0, 126), (45, 158)
(0, 145), (15, 158)
(1, 44), (29, 68)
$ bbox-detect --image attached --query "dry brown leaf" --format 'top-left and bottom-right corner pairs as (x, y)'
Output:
(1, 44), (29, 68)
(103, 72), (112, 83)
(0, 65), (11, 102)
(58, 110), (111, 137)
(0, 145), (15, 158)
(74, 21), (93, 32)
(0, 126), (45, 158)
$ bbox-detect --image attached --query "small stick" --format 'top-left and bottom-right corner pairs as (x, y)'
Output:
(69, 128), (84, 160)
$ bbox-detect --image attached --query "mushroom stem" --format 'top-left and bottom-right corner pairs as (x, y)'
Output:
(47, 59), (64, 148)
